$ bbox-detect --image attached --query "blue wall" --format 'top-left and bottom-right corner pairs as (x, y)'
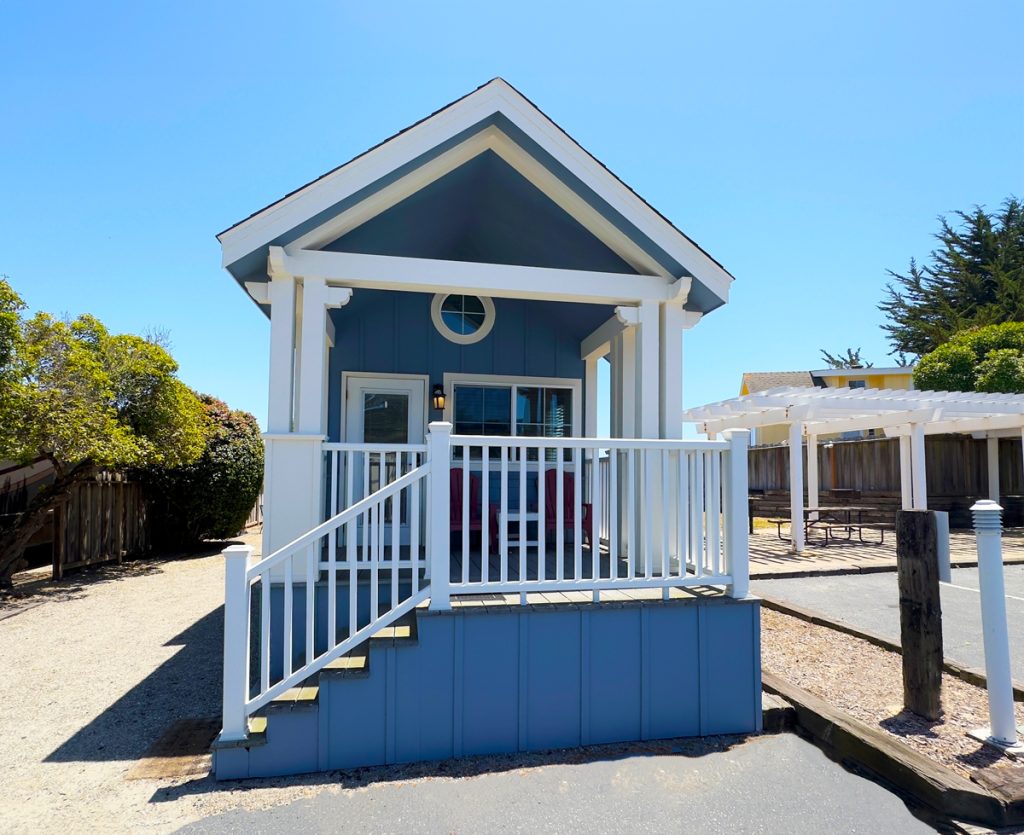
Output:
(327, 290), (612, 442)
(217, 597), (762, 779)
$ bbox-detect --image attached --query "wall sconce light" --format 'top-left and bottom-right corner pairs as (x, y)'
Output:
(432, 384), (446, 411)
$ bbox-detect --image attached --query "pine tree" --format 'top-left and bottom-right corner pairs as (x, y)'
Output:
(879, 198), (1024, 357)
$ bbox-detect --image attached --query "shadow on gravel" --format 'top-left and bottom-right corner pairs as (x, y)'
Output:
(147, 734), (754, 805)
(2, 540), (244, 607)
(44, 605), (224, 764)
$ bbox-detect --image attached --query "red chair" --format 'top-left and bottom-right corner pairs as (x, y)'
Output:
(450, 468), (499, 551)
(543, 469), (594, 547)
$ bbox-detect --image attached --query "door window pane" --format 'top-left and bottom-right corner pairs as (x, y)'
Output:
(363, 393), (409, 443)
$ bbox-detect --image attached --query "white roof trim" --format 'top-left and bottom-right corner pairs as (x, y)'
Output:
(218, 79), (733, 303)
(683, 386), (1024, 437)
(810, 366), (915, 377)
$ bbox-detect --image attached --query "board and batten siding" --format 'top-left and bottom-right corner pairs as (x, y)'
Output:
(326, 290), (613, 441)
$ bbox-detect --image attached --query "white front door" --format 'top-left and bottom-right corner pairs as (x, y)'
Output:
(343, 375), (427, 546)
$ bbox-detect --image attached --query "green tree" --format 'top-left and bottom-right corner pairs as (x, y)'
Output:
(913, 322), (1024, 392)
(145, 395), (263, 547)
(0, 279), (208, 586)
(819, 347), (872, 369)
(879, 197), (1024, 357)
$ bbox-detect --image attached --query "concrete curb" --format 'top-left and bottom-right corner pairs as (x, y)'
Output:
(763, 672), (1023, 829)
(759, 594), (1024, 701)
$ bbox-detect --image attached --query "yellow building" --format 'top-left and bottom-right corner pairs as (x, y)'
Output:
(740, 366), (915, 445)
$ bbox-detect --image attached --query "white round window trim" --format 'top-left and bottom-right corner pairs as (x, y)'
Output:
(431, 293), (496, 345)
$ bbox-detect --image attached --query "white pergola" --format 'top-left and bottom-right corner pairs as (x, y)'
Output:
(683, 386), (1024, 552)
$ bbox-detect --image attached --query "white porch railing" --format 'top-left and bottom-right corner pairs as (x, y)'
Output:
(219, 424), (749, 742)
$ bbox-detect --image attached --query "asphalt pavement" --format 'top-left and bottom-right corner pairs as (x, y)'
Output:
(179, 734), (934, 834)
(753, 565), (1024, 681)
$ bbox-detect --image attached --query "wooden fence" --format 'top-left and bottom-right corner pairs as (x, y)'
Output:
(51, 474), (149, 578)
(749, 435), (1024, 528)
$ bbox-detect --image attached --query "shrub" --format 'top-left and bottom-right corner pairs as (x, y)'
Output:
(145, 394), (263, 547)
(913, 322), (1024, 393)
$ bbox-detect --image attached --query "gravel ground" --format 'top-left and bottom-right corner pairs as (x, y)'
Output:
(761, 608), (1024, 778)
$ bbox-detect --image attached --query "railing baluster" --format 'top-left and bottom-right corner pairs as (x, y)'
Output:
(573, 446), (582, 582)
(260, 569), (270, 693)
(462, 450), (470, 583)
(518, 444), (527, 584)
(609, 451), (617, 578)
(590, 447), (601, 582)
(556, 449), (564, 582)
(481, 445), (490, 585)
(350, 517), (359, 635)
(500, 445), (508, 584)
(537, 448), (546, 582)
(330, 449), (339, 520)
(283, 557), (293, 679)
(391, 482), (400, 611)
(693, 452), (705, 577)
(410, 461), (420, 595)
(622, 450), (630, 581)
(643, 449), (653, 580)
(661, 448), (670, 578)
(328, 509), (337, 646)
(709, 450), (721, 576)
(677, 451), (689, 577)
(345, 450), (354, 516)
(370, 504), (379, 621)
(306, 535), (315, 666)
(362, 452), (370, 564)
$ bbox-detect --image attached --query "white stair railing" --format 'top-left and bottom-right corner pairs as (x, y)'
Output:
(220, 462), (431, 738)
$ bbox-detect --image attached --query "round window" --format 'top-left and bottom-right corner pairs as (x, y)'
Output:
(431, 294), (495, 345)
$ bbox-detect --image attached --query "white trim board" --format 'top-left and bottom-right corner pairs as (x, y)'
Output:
(219, 79), (733, 306)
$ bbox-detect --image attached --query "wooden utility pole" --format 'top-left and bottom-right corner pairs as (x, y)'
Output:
(896, 510), (943, 720)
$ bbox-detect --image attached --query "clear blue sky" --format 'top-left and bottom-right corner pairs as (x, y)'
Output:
(3, 1), (1022, 428)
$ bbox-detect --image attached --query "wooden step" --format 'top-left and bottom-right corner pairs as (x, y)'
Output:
(323, 648), (369, 678)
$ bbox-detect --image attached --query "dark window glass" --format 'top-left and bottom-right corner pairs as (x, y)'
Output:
(363, 393), (408, 443)
(441, 295), (487, 335)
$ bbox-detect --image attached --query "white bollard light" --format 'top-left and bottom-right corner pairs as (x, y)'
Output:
(969, 500), (1022, 751)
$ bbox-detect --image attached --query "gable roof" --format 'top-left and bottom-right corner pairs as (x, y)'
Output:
(741, 371), (817, 395)
(217, 79), (735, 314)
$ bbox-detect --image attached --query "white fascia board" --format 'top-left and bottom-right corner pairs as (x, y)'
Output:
(803, 409), (936, 436)
(219, 79), (732, 306)
(692, 409), (793, 433)
(277, 248), (670, 305)
(811, 366), (915, 377)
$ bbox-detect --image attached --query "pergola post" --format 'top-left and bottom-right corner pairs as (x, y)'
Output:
(899, 434), (913, 511)
(987, 436), (1000, 503)
(910, 422), (928, 510)
(806, 433), (819, 519)
(788, 421), (805, 552)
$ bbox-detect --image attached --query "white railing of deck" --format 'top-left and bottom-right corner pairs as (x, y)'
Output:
(220, 424), (749, 741)
(437, 429), (749, 603)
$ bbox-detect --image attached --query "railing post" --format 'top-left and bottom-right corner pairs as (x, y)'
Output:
(722, 430), (750, 598)
(427, 422), (452, 611)
(221, 544), (253, 741)
(970, 501), (1021, 749)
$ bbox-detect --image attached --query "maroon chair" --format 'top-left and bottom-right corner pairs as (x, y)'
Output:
(543, 468), (594, 547)
(450, 468), (500, 551)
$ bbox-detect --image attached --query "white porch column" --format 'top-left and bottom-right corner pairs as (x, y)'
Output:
(788, 421), (805, 552)
(899, 434), (913, 510)
(635, 301), (660, 439)
(584, 354), (599, 439)
(910, 422), (928, 509)
(806, 434), (819, 517)
(266, 275), (297, 434)
(987, 436), (1001, 503)
(619, 325), (637, 438)
(659, 302), (684, 439)
(297, 278), (352, 434)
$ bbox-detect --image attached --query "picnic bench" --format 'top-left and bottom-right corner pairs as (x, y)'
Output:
(767, 506), (894, 546)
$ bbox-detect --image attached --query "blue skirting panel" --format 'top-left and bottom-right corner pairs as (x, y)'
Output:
(216, 596), (760, 779)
